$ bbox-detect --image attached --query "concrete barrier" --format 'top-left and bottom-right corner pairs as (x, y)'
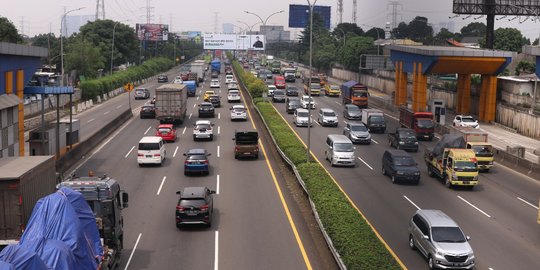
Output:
(89, 100), (93, 107)
(103, 93), (108, 101)
(97, 96), (101, 103)
(72, 106), (77, 115)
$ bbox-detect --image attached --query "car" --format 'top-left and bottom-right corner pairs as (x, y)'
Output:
(254, 64), (261, 70)
(230, 105), (247, 121)
(183, 149), (211, 175)
(382, 149), (420, 184)
(208, 95), (221, 108)
(227, 89), (241, 103)
(272, 90), (286, 103)
(284, 72), (296, 83)
(250, 70), (258, 76)
(343, 122), (371, 144)
(227, 83), (239, 91)
(229, 79), (237, 85)
(225, 74), (234, 84)
(300, 95), (315, 109)
(324, 84), (341, 96)
(317, 108), (338, 127)
(173, 76), (183, 84)
(453, 115), (479, 128)
(134, 88), (150, 99)
(267, 85), (277, 97)
(157, 74), (168, 83)
(203, 90), (216, 101)
(286, 97), (302, 114)
(243, 62), (249, 68)
(139, 104), (155, 119)
(274, 76), (286, 89)
(286, 85), (299, 96)
(293, 108), (313, 127)
(193, 120), (214, 141)
(211, 71), (219, 78)
(198, 102), (215, 117)
(210, 79), (220, 88)
(137, 136), (166, 166)
(175, 186), (215, 227)
(408, 209), (475, 269)
(155, 124), (177, 142)
(233, 130), (259, 159)
(266, 72), (273, 79)
(343, 104), (362, 120)
(325, 134), (356, 167)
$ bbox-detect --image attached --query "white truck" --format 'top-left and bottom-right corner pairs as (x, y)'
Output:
(155, 83), (188, 124)
(191, 60), (206, 83)
(362, 109), (386, 133)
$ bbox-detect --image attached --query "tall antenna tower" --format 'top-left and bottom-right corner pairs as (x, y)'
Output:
(214, 12), (219, 33)
(352, 0), (358, 23)
(337, 0), (343, 24)
(95, 0), (105, 20)
(19, 17), (24, 36)
(387, 1), (402, 30)
(146, 0), (154, 24)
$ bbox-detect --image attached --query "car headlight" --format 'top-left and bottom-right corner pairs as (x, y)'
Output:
(399, 141), (405, 145)
(414, 171), (420, 175)
(366, 134), (371, 139)
(452, 174), (458, 180)
(414, 142), (419, 145)
(396, 171), (405, 175)
(473, 175), (478, 180)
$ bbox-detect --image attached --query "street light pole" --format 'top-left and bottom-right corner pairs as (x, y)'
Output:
(306, 0), (317, 162)
(111, 20), (128, 75)
(60, 7), (84, 87)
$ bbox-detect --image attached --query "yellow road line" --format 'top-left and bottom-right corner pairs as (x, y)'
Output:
(270, 103), (408, 270)
(241, 91), (313, 270)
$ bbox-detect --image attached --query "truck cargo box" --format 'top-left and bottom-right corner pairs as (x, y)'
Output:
(155, 83), (188, 124)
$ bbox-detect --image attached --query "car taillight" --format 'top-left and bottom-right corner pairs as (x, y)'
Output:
(199, 205), (209, 212)
(184, 160), (189, 165)
(235, 146), (240, 152)
(154, 153), (161, 157)
(137, 153), (144, 157)
(201, 160), (209, 164)
(176, 206), (185, 211)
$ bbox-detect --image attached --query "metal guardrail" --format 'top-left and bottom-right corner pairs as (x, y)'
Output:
(233, 63), (347, 270)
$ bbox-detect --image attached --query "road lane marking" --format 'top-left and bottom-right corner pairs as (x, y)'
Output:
(216, 174), (220, 195)
(218, 112), (221, 119)
(182, 126), (187, 134)
(125, 146), (135, 158)
(173, 146), (179, 158)
(457, 196), (491, 218)
(193, 103), (196, 108)
(116, 105), (122, 109)
(189, 113), (192, 119)
(403, 195), (421, 210)
(217, 145), (220, 158)
(357, 157), (374, 170)
(314, 120), (321, 126)
(144, 126), (151, 135)
(218, 126), (220, 135)
(517, 197), (539, 209)
(104, 111), (110, 115)
(197, 96), (200, 100)
(87, 118), (95, 123)
(156, 176), (167, 195)
(124, 233), (142, 270)
(214, 231), (219, 270)
(371, 139), (379, 144)
(335, 101), (341, 105)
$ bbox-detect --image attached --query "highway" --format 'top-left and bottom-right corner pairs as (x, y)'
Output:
(66, 67), (337, 270)
(269, 73), (540, 270)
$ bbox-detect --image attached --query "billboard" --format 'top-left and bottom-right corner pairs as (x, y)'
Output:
(288, 4), (331, 29)
(136, 24), (169, 41)
(453, 0), (540, 15)
(203, 34), (266, 50)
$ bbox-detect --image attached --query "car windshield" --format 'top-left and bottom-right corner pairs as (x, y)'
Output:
(229, 91), (239, 95)
(233, 108), (245, 113)
(330, 86), (339, 90)
(370, 115), (385, 123)
(288, 87), (298, 91)
(201, 104), (213, 109)
(350, 125), (367, 132)
(310, 84), (321, 89)
(353, 91), (368, 98)
(471, 145), (493, 156)
(158, 128), (171, 134)
(236, 135), (258, 144)
(417, 119), (434, 128)
(334, 143), (353, 152)
(196, 124), (211, 130)
(431, 227), (466, 243)
(297, 112), (309, 117)
(323, 111), (336, 116)
(461, 117), (475, 123)
(187, 154), (207, 161)
(347, 106), (360, 112)
(274, 91), (285, 95)
(138, 143), (159, 150)
(211, 80), (219, 83)
(394, 157), (415, 166)
(399, 131), (416, 138)
(179, 199), (206, 208)
(303, 97), (313, 102)
(454, 161), (478, 172)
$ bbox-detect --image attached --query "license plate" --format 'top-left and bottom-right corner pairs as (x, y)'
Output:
(186, 211), (198, 216)
(463, 181), (470, 185)
(244, 152), (251, 155)
(146, 155), (152, 158)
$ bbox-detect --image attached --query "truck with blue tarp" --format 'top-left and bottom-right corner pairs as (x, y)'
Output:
(211, 59), (221, 74)
(183, 80), (197, 97)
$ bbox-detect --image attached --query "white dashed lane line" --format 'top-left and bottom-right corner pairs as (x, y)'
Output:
(173, 146), (179, 158)
(125, 146), (135, 158)
(403, 195), (421, 210)
(218, 126), (220, 135)
(189, 113), (193, 119)
(217, 145), (220, 158)
(182, 126), (187, 134)
(104, 111), (110, 115)
(156, 176), (167, 196)
(457, 196), (491, 218)
(517, 197), (539, 209)
(144, 126), (152, 135)
(88, 118), (95, 123)
(357, 157), (374, 170)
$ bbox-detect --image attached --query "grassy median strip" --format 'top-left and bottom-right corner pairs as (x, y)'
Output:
(232, 58), (401, 269)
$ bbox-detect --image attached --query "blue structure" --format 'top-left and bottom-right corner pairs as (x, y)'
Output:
(288, 4), (331, 29)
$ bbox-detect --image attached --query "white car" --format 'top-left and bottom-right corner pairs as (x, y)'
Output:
(293, 108), (313, 127)
(210, 79), (220, 88)
(230, 105), (247, 121)
(173, 76), (183, 84)
(267, 85), (277, 97)
(225, 74), (234, 84)
(227, 90), (241, 103)
(453, 115), (479, 129)
(228, 83), (239, 90)
(301, 95), (315, 109)
(230, 79), (238, 85)
(193, 120), (214, 141)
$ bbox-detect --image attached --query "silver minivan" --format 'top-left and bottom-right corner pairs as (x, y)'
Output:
(325, 134), (355, 167)
(409, 209), (475, 270)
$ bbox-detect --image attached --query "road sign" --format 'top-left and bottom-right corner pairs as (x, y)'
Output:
(124, 83), (134, 92)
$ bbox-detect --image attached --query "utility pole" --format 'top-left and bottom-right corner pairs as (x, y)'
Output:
(387, 1), (402, 31)
(95, 0), (105, 20)
(352, 0), (357, 24)
(337, 0), (343, 25)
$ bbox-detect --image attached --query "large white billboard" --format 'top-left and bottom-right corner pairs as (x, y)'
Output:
(203, 34), (266, 50)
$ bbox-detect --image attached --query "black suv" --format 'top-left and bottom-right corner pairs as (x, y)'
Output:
(157, 74), (168, 83)
(381, 149), (420, 184)
(286, 97), (302, 114)
(208, 95), (221, 108)
(286, 85), (299, 96)
(198, 102), (215, 117)
(175, 187), (216, 227)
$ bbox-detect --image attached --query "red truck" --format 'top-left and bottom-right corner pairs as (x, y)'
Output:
(341, 80), (369, 108)
(399, 106), (435, 140)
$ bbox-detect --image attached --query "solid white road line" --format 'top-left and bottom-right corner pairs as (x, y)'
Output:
(173, 146), (179, 158)
(125, 146), (135, 158)
(87, 118), (95, 123)
(197, 96), (200, 100)
(189, 113), (193, 119)
(156, 176), (167, 196)
(314, 120), (321, 126)
(217, 146), (220, 158)
(193, 103), (196, 108)
(182, 126), (187, 134)
(218, 126), (221, 135)
(218, 113), (221, 119)
(216, 174), (220, 195)
(517, 197), (539, 209)
(144, 126), (151, 135)
(116, 105), (122, 109)
(334, 101), (341, 105)
(124, 233), (142, 270)
(403, 195), (421, 210)
(214, 231), (219, 270)
(457, 195), (491, 218)
(104, 111), (110, 115)
(357, 157), (374, 170)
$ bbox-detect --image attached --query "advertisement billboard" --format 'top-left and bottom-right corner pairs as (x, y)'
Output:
(203, 34), (266, 51)
(136, 24), (169, 41)
(288, 4), (331, 29)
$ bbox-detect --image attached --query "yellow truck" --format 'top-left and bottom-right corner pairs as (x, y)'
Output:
(424, 134), (479, 189)
(451, 127), (494, 172)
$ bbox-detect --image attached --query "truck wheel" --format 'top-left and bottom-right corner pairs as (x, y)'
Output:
(445, 177), (453, 188)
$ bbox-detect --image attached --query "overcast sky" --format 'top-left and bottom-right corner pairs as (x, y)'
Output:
(3, 0), (540, 40)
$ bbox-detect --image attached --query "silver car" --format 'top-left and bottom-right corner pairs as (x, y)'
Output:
(193, 120), (215, 141)
(409, 209), (475, 270)
(317, 108), (338, 127)
(343, 122), (371, 144)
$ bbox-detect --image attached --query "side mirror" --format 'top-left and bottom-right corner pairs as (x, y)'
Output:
(466, 236), (471, 241)
(176, 191), (181, 195)
(121, 191), (129, 208)
(211, 123), (215, 126)
(329, 146), (333, 150)
(422, 235), (429, 240)
(183, 153), (187, 156)
(209, 190), (216, 194)
(232, 138), (236, 141)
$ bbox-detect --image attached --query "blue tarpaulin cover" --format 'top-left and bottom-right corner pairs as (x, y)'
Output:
(0, 245), (48, 270)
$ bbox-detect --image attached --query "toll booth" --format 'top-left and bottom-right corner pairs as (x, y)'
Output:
(60, 118), (80, 145)
(28, 123), (66, 156)
(429, 99), (446, 126)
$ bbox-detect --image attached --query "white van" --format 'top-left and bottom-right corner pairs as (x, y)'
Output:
(137, 136), (166, 166)
(325, 134), (355, 167)
(225, 74), (234, 84)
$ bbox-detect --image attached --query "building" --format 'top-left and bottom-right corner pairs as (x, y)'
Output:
(222, 23), (234, 34)
(64, 15), (95, 37)
(0, 42), (47, 157)
(250, 25), (290, 43)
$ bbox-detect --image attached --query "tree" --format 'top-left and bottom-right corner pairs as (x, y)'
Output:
(460, 22), (486, 37)
(333, 23), (364, 38)
(338, 36), (374, 71)
(364, 27), (384, 41)
(407, 16), (433, 44)
(515, 60), (536, 75)
(392, 22), (409, 39)
(433, 28), (456, 45)
(31, 33), (61, 70)
(313, 34), (337, 70)
(65, 37), (106, 78)
(299, 13), (328, 63)
(492, 28), (526, 52)
(0, 17), (22, 43)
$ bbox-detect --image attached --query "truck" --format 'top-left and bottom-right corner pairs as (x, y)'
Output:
(233, 131), (259, 159)
(270, 61), (281, 74)
(210, 59), (221, 74)
(424, 134), (479, 188)
(341, 80), (369, 108)
(183, 80), (197, 97)
(0, 156), (58, 249)
(388, 128), (419, 152)
(362, 109), (386, 133)
(399, 106), (435, 140)
(450, 127), (494, 171)
(155, 83), (188, 124)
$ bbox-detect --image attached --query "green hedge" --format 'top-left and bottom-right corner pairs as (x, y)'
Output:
(233, 59), (402, 269)
(80, 57), (174, 101)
